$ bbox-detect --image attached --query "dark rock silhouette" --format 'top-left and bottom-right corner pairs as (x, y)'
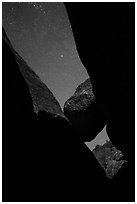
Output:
(64, 2), (134, 201)
(64, 78), (127, 179)
(3, 27), (106, 202)
(65, 2), (134, 156)
(64, 78), (107, 142)
(3, 2), (134, 201)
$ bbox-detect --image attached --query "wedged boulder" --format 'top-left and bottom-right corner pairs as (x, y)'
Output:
(64, 78), (107, 142)
(64, 78), (95, 111)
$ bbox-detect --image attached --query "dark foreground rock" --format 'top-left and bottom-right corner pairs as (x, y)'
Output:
(63, 77), (128, 180)
(3, 14), (133, 201)
(3, 27), (107, 202)
(64, 78), (107, 142)
(65, 3), (134, 201)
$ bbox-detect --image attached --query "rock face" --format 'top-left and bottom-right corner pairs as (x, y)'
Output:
(2, 27), (87, 201)
(15, 53), (67, 119)
(64, 78), (95, 111)
(3, 1), (133, 200)
(64, 78), (107, 142)
(3, 27), (107, 201)
(3, 25), (132, 201)
(3, 27), (67, 120)
(92, 140), (127, 179)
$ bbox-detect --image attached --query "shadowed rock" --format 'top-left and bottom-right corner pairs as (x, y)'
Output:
(3, 27), (67, 120)
(64, 78), (106, 142)
(92, 140), (127, 179)
(64, 78), (95, 112)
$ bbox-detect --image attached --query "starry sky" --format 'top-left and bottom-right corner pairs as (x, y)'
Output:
(2, 2), (89, 109)
(2, 2), (109, 149)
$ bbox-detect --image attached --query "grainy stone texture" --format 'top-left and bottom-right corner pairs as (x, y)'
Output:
(15, 53), (66, 119)
(64, 78), (95, 111)
(92, 140), (127, 179)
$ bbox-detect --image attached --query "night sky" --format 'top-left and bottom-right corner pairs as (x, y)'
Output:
(2, 2), (89, 109)
(2, 2), (109, 150)
(85, 125), (109, 151)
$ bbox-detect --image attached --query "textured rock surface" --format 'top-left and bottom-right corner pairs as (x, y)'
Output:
(64, 78), (95, 112)
(92, 140), (127, 179)
(63, 77), (107, 142)
(3, 28), (67, 120)
(4, 27), (100, 201)
(15, 53), (66, 119)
